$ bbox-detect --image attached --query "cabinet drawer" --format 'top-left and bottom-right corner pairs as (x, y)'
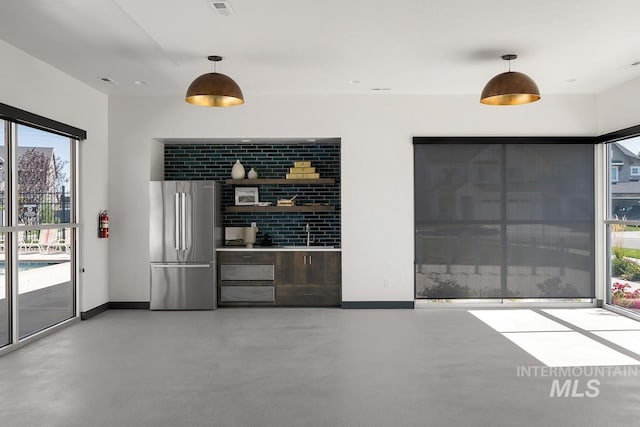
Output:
(277, 284), (340, 306)
(220, 285), (275, 302)
(220, 264), (275, 281)
(218, 252), (276, 264)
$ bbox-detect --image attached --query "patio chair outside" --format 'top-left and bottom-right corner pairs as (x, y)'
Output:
(18, 232), (40, 252)
(39, 229), (68, 253)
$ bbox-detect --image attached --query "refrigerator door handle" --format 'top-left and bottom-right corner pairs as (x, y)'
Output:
(152, 263), (211, 268)
(181, 192), (187, 250)
(174, 192), (181, 250)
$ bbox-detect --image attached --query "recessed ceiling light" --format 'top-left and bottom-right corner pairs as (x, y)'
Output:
(632, 61), (640, 67)
(566, 78), (577, 83)
(306, 139), (317, 142)
(133, 80), (147, 85)
(348, 80), (360, 84)
(98, 77), (118, 85)
(372, 88), (391, 91)
(240, 139), (251, 142)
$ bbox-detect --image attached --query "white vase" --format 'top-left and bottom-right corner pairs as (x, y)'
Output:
(248, 168), (258, 179)
(231, 160), (245, 179)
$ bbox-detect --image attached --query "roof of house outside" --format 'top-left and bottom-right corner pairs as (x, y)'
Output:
(614, 142), (640, 161)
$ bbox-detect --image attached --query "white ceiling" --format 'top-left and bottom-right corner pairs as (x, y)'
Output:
(2, 0), (640, 99)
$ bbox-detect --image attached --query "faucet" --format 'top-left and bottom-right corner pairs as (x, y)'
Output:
(306, 223), (314, 247)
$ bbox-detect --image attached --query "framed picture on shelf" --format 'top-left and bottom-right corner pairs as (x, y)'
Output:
(234, 187), (259, 205)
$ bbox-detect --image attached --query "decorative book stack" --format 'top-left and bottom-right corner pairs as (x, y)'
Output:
(286, 161), (320, 179)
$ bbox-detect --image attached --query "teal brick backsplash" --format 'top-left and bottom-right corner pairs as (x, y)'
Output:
(164, 142), (341, 247)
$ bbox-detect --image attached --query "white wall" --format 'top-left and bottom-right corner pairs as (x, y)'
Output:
(109, 93), (596, 303)
(0, 40), (109, 312)
(597, 76), (640, 134)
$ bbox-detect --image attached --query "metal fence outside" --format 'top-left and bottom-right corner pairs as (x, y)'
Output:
(0, 187), (70, 228)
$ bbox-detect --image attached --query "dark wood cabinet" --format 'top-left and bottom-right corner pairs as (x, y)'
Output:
(217, 250), (341, 307)
(218, 251), (277, 264)
(276, 251), (341, 306)
(276, 284), (341, 306)
(217, 251), (277, 306)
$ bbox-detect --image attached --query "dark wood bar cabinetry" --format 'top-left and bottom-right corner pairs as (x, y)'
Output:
(276, 251), (341, 306)
(217, 250), (341, 307)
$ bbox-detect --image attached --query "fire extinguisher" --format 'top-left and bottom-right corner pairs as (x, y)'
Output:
(98, 210), (109, 238)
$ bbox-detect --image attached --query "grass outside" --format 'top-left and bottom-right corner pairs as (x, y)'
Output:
(614, 247), (640, 259)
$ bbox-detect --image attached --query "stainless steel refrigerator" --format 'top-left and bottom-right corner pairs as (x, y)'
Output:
(149, 181), (221, 310)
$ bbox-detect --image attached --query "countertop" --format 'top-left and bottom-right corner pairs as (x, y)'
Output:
(217, 246), (341, 252)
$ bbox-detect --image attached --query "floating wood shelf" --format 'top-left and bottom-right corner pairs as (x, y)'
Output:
(226, 178), (335, 185)
(225, 205), (335, 213)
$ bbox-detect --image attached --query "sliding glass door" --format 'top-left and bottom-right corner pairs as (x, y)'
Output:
(1, 121), (8, 346)
(0, 116), (78, 350)
(16, 125), (74, 338)
(414, 141), (595, 300)
(414, 144), (503, 298)
(607, 138), (640, 314)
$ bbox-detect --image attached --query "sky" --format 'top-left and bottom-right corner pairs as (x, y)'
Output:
(617, 136), (640, 156)
(1, 124), (71, 186)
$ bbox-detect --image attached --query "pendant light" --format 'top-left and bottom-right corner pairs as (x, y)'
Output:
(185, 55), (244, 107)
(480, 54), (540, 106)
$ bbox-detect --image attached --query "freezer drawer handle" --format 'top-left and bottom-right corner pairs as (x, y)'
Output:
(152, 264), (211, 268)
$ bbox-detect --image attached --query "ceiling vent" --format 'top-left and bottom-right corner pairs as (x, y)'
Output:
(208, 1), (236, 16)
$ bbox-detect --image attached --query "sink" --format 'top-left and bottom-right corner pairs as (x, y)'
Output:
(281, 245), (335, 249)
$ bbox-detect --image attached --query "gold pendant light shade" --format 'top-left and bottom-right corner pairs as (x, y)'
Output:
(480, 55), (540, 106)
(185, 56), (244, 107)
(185, 72), (244, 106)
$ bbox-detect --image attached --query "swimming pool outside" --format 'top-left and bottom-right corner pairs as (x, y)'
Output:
(0, 262), (60, 276)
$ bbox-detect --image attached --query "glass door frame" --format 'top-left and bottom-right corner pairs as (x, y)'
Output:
(0, 104), (83, 355)
(602, 133), (640, 320)
(414, 137), (598, 304)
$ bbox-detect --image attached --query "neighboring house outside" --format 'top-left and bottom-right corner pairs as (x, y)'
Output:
(611, 142), (640, 219)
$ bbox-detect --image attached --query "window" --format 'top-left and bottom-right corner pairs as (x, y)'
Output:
(607, 138), (640, 315)
(16, 125), (74, 338)
(0, 103), (84, 351)
(611, 167), (619, 183)
(414, 141), (594, 300)
(1, 120), (7, 347)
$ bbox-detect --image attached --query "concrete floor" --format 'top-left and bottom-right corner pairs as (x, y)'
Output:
(1, 308), (640, 426)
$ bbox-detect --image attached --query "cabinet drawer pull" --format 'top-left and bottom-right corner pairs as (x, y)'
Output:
(242, 255), (252, 259)
(308, 255), (312, 265)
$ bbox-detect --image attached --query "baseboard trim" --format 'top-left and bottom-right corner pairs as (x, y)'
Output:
(81, 301), (150, 320)
(84, 301), (415, 313)
(341, 301), (415, 309)
(109, 301), (150, 310)
(80, 302), (110, 320)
